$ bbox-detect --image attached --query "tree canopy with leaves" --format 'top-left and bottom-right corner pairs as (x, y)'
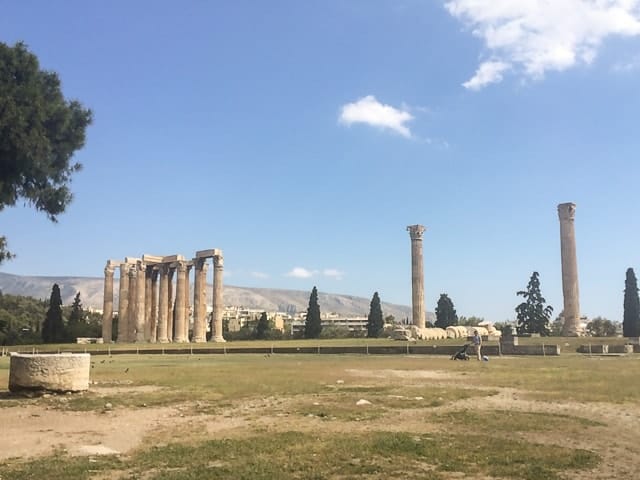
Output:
(0, 41), (92, 263)
(366, 292), (384, 338)
(515, 271), (553, 336)
(435, 293), (458, 329)
(256, 311), (270, 340)
(304, 286), (322, 339)
(42, 283), (65, 343)
(623, 268), (640, 338)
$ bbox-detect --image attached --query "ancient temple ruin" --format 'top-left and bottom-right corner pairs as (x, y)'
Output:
(101, 249), (224, 343)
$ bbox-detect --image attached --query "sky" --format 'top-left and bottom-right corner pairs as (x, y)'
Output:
(2, 0), (640, 322)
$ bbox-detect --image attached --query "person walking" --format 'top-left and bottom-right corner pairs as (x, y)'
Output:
(472, 330), (482, 361)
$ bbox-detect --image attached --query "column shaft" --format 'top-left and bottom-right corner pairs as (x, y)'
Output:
(211, 254), (225, 342)
(407, 225), (426, 330)
(117, 264), (130, 343)
(150, 269), (159, 343)
(157, 266), (169, 343)
(184, 266), (191, 341)
(102, 263), (115, 343)
(192, 259), (207, 342)
(174, 262), (187, 342)
(144, 268), (153, 341)
(135, 263), (147, 342)
(558, 203), (580, 336)
(127, 268), (137, 342)
(167, 269), (175, 342)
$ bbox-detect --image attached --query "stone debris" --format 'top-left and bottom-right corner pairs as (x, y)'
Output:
(356, 399), (372, 406)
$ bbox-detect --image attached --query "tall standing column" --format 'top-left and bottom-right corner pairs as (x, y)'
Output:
(211, 254), (225, 342)
(407, 225), (426, 330)
(192, 259), (207, 343)
(184, 265), (192, 341)
(102, 262), (116, 343)
(174, 261), (187, 342)
(144, 267), (153, 341)
(157, 265), (169, 343)
(127, 267), (138, 342)
(558, 203), (581, 336)
(135, 262), (147, 342)
(167, 268), (175, 342)
(117, 264), (130, 343)
(150, 269), (159, 343)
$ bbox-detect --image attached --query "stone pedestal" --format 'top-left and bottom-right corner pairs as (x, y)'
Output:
(9, 353), (90, 393)
(407, 225), (426, 329)
(558, 203), (580, 336)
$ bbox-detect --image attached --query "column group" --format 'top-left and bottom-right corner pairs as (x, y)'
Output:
(101, 249), (225, 344)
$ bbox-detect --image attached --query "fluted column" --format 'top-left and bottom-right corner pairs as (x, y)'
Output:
(184, 265), (192, 341)
(407, 225), (426, 330)
(157, 265), (169, 343)
(135, 262), (147, 342)
(144, 267), (153, 341)
(558, 203), (581, 336)
(174, 261), (187, 342)
(192, 259), (207, 342)
(102, 262), (116, 343)
(127, 266), (138, 342)
(117, 263), (130, 343)
(211, 254), (225, 342)
(150, 268), (159, 343)
(167, 268), (175, 342)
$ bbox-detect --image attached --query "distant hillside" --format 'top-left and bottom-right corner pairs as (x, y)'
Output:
(0, 272), (431, 322)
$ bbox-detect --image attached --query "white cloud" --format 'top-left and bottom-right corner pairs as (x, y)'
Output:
(251, 271), (269, 279)
(323, 269), (345, 280)
(339, 95), (414, 138)
(285, 267), (315, 279)
(445, 0), (640, 89)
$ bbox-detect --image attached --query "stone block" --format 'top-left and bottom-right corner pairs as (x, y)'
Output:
(9, 353), (91, 393)
(196, 249), (221, 258)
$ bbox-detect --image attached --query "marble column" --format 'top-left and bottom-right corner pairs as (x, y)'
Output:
(192, 258), (207, 343)
(117, 263), (130, 343)
(150, 269), (159, 343)
(127, 266), (138, 342)
(174, 261), (187, 342)
(157, 265), (169, 343)
(184, 265), (192, 341)
(167, 268), (175, 342)
(135, 262), (146, 342)
(211, 254), (225, 342)
(407, 225), (426, 330)
(144, 267), (153, 341)
(558, 203), (580, 336)
(102, 262), (115, 343)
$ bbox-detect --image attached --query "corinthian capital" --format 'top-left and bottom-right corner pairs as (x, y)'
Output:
(407, 224), (426, 240)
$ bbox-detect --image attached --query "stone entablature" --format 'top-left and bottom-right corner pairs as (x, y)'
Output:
(101, 249), (225, 344)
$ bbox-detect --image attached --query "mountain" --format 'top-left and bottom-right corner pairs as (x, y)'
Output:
(0, 272), (429, 321)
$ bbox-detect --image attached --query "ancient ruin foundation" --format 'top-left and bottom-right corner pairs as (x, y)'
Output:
(101, 249), (224, 343)
(8, 353), (90, 393)
(558, 203), (580, 336)
(407, 225), (426, 329)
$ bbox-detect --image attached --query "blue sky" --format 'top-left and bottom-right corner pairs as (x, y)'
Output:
(2, 0), (639, 322)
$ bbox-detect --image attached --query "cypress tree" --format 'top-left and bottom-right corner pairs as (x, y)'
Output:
(623, 268), (640, 338)
(256, 311), (269, 340)
(304, 286), (322, 339)
(515, 272), (553, 336)
(435, 293), (458, 329)
(67, 292), (83, 341)
(366, 292), (384, 338)
(42, 284), (65, 343)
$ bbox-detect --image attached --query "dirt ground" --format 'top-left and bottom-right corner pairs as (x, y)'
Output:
(1, 369), (638, 479)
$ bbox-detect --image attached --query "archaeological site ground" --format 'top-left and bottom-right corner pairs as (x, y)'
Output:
(1, 341), (639, 480)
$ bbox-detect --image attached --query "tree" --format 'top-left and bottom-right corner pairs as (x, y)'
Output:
(0, 42), (92, 263)
(435, 293), (458, 329)
(304, 286), (322, 339)
(366, 292), (384, 338)
(623, 268), (640, 338)
(586, 317), (617, 337)
(66, 292), (84, 341)
(42, 284), (66, 343)
(515, 272), (553, 336)
(256, 311), (269, 340)
(549, 310), (565, 336)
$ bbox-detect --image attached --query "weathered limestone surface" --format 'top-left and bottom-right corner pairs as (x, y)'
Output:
(117, 264), (130, 343)
(212, 254), (225, 342)
(150, 269), (159, 343)
(157, 265), (169, 343)
(174, 261), (187, 342)
(558, 203), (580, 336)
(127, 267), (137, 342)
(101, 262), (115, 343)
(407, 225), (426, 330)
(9, 353), (90, 393)
(192, 259), (207, 343)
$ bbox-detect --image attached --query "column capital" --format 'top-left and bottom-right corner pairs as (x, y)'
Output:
(104, 264), (116, 277)
(176, 260), (188, 273)
(558, 202), (576, 221)
(407, 224), (426, 241)
(213, 254), (224, 268)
